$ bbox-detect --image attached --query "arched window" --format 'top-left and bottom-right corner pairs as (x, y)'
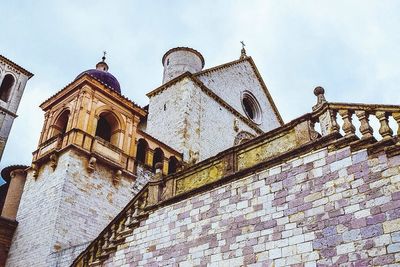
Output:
(95, 112), (119, 146)
(152, 148), (164, 171)
(168, 156), (179, 174)
(136, 139), (148, 165)
(0, 74), (15, 102)
(52, 110), (70, 137)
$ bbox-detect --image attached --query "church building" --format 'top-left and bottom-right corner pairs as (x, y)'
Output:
(1, 46), (400, 267)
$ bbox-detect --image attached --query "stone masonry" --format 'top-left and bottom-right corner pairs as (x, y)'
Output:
(146, 77), (257, 162)
(103, 146), (400, 266)
(6, 149), (141, 267)
(0, 55), (33, 160)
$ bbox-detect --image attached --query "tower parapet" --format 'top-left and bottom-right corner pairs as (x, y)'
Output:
(162, 47), (204, 84)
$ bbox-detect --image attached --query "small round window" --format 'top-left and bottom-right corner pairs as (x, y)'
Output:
(241, 91), (262, 124)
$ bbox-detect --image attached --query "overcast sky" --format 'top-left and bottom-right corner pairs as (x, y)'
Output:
(1, 1), (400, 181)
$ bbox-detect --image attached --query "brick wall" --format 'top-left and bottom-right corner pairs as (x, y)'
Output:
(104, 146), (400, 266)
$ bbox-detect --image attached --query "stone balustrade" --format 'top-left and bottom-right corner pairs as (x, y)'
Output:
(71, 89), (400, 266)
(31, 128), (183, 181)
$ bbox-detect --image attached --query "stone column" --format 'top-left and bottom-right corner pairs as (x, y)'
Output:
(1, 166), (28, 220)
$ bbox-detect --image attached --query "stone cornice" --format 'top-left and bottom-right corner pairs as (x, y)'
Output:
(162, 47), (205, 68)
(0, 106), (17, 118)
(39, 75), (147, 117)
(0, 55), (34, 78)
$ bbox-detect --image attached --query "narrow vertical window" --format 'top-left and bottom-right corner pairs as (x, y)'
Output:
(0, 74), (15, 102)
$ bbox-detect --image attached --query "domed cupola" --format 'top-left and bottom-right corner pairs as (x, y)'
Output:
(75, 53), (121, 93)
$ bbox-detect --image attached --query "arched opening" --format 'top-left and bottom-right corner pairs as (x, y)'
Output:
(95, 112), (119, 146)
(136, 139), (148, 165)
(52, 110), (70, 137)
(152, 148), (164, 171)
(168, 156), (179, 175)
(0, 74), (15, 102)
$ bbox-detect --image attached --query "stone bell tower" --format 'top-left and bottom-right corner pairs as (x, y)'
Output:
(5, 54), (182, 267)
(6, 56), (146, 267)
(0, 55), (33, 160)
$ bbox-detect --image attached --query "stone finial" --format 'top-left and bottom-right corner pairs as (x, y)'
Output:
(313, 86), (327, 110)
(240, 41), (247, 59)
(95, 51), (109, 72)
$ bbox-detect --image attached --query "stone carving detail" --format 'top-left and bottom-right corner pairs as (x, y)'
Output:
(188, 150), (199, 165)
(309, 121), (321, 141)
(49, 154), (58, 170)
(31, 163), (39, 179)
(176, 161), (225, 194)
(234, 131), (255, 146)
(113, 169), (122, 186)
(87, 156), (97, 173)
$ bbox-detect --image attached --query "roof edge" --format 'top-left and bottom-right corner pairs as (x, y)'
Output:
(162, 47), (205, 68)
(0, 55), (34, 78)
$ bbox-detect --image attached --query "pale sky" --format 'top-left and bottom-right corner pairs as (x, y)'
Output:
(1, 1), (400, 182)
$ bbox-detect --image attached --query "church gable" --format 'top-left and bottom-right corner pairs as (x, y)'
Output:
(196, 57), (283, 133)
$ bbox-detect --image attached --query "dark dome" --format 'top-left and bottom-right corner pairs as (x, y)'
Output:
(75, 69), (121, 93)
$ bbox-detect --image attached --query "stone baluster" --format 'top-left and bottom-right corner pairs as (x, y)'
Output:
(88, 246), (96, 263)
(101, 231), (111, 254)
(109, 224), (117, 243)
(116, 217), (127, 239)
(355, 110), (374, 139)
(392, 113), (400, 140)
(330, 110), (340, 133)
(83, 253), (90, 267)
(124, 207), (134, 228)
(375, 111), (393, 140)
(94, 238), (103, 261)
(338, 109), (356, 136)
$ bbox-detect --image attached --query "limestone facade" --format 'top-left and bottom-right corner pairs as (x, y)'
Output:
(4, 47), (400, 267)
(147, 50), (283, 163)
(146, 77), (258, 162)
(6, 149), (138, 266)
(72, 88), (400, 266)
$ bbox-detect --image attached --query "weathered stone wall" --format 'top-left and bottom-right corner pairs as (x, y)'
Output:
(0, 58), (30, 159)
(162, 49), (203, 84)
(6, 149), (141, 267)
(146, 77), (257, 162)
(197, 60), (281, 132)
(104, 146), (400, 266)
(0, 62), (29, 114)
